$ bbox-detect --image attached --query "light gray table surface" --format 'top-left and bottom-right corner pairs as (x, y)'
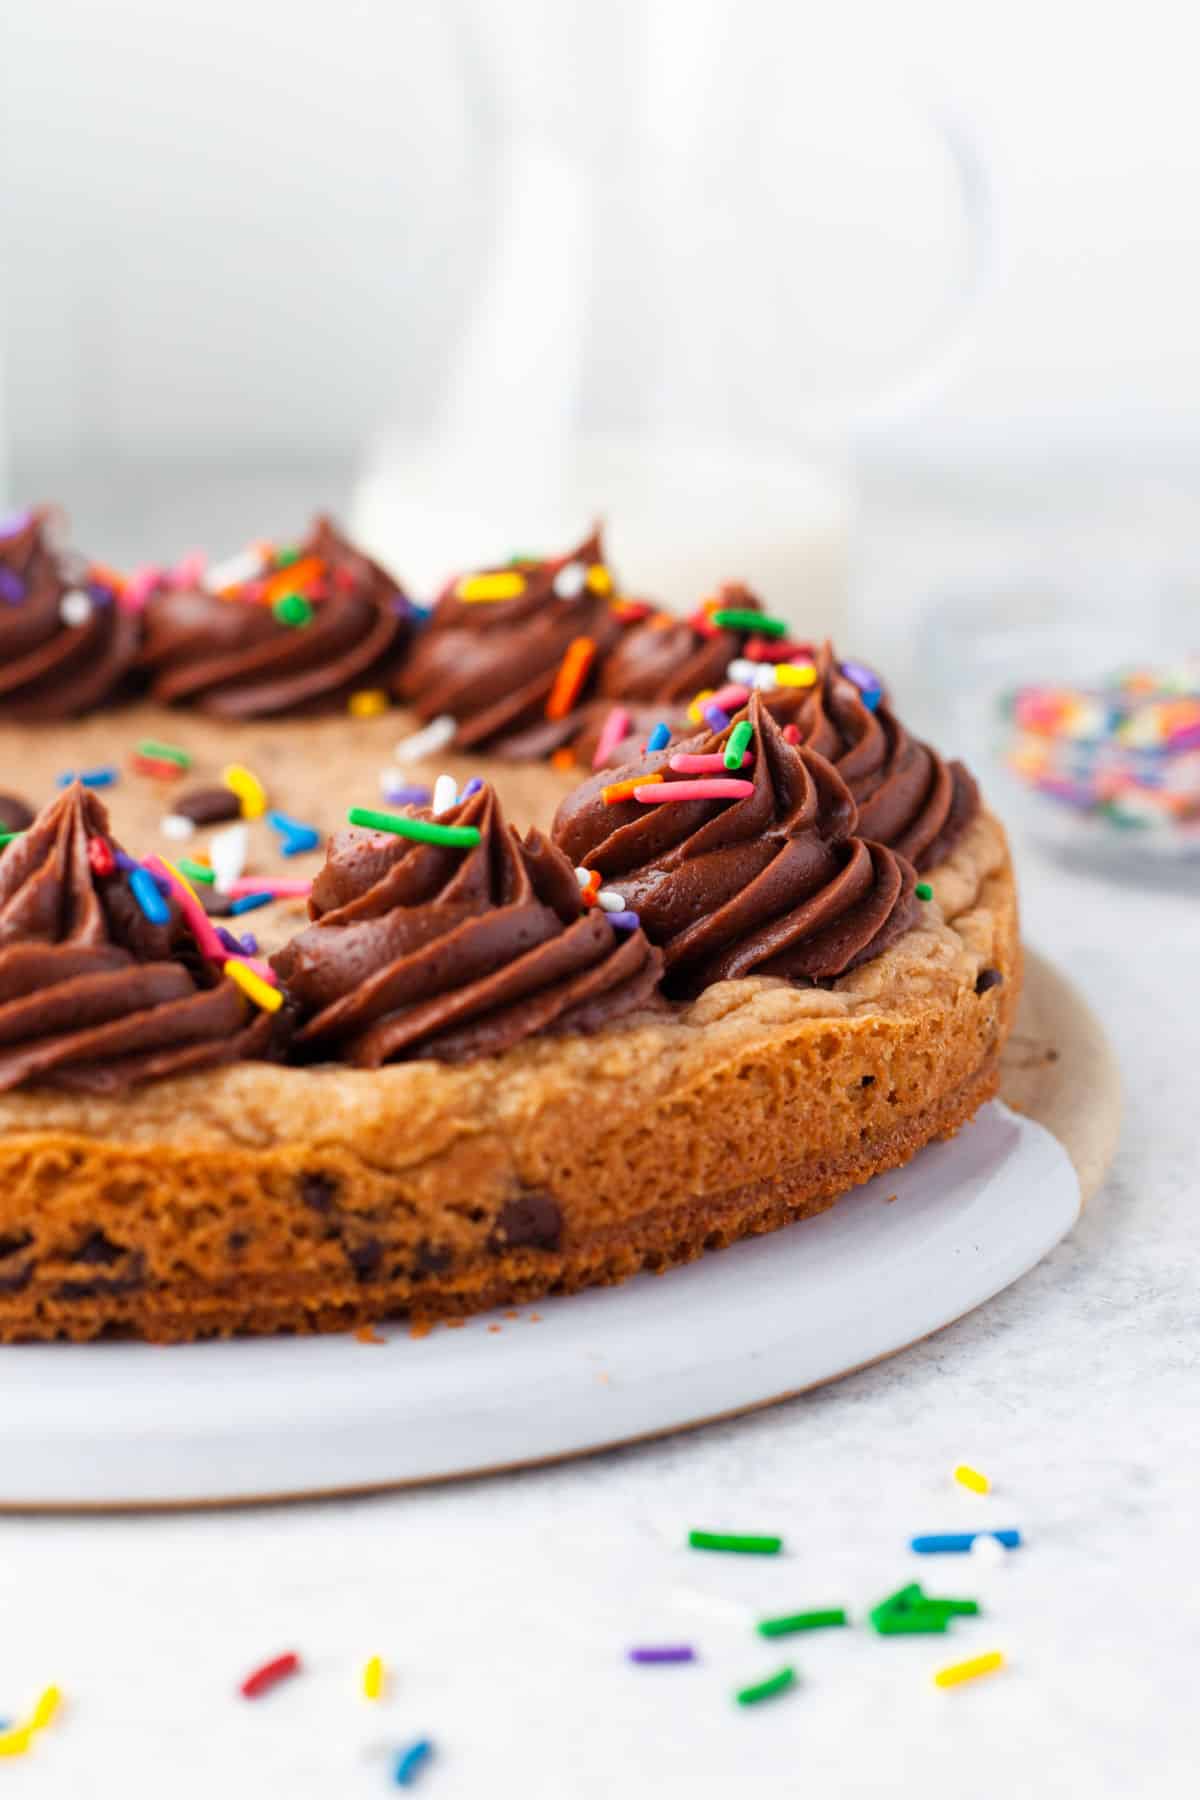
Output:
(0, 460), (1195, 1797)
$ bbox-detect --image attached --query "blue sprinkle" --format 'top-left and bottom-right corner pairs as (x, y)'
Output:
(460, 776), (484, 800)
(910, 1530), (1022, 1554)
(130, 865), (171, 925)
(393, 1740), (433, 1787)
(57, 766), (117, 789)
(607, 910), (641, 932)
(230, 892), (274, 915)
(647, 722), (671, 753)
(280, 828), (320, 857)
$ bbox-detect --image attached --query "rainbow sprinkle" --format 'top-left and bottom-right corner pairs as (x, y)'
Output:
(735, 1666), (796, 1707)
(347, 808), (481, 849)
(711, 608), (788, 638)
(933, 1650), (1005, 1690)
(224, 959), (284, 1014)
(628, 1646), (695, 1665)
(723, 719), (754, 770)
(689, 1531), (782, 1555)
(646, 722), (672, 753)
(954, 1464), (991, 1495)
(56, 767), (117, 789)
(362, 1655), (386, 1701)
(635, 778), (753, 804)
(393, 1740), (434, 1785)
(222, 764), (268, 820)
(129, 865), (171, 925)
(545, 636), (597, 720)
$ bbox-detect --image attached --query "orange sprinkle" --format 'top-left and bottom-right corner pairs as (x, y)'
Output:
(545, 637), (597, 721)
(355, 1324), (386, 1346)
(603, 772), (663, 805)
(551, 748), (577, 772)
(263, 556), (324, 605)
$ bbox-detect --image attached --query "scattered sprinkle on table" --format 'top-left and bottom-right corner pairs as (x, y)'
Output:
(757, 1609), (847, 1637)
(911, 1530), (1020, 1554)
(222, 763), (268, 819)
(735, 1665), (796, 1707)
(933, 1650), (1005, 1690)
(230, 892), (273, 915)
(349, 688), (389, 717)
(347, 807), (481, 849)
(239, 1652), (302, 1700)
(688, 1530), (783, 1555)
(362, 1654), (386, 1700)
(381, 781), (433, 807)
(131, 752), (186, 780)
(628, 1645), (696, 1665)
(227, 876), (312, 899)
(394, 715), (456, 763)
(954, 1463), (991, 1494)
(393, 1738), (434, 1786)
(915, 882), (934, 901)
(869, 1583), (979, 1635)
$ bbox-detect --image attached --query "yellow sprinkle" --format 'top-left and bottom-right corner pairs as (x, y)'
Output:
(585, 563), (613, 595)
(362, 1655), (385, 1701)
(774, 662), (818, 687)
(222, 763), (268, 820)
(0, 1726), (31, 1757)
(30, 1686), (61, 1732)
(687, 689), (715, 724)
(934, 1650), (1005, 1690)
(349, 689), (389, 718)
(160, 857), (200, 905)
(224, 959), (283, 1014)
(456, 571), (526, 603)
(954, 1463), (991, 1495)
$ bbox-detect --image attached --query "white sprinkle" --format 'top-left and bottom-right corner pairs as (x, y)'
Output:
(209, 822), (248, 893)
(160, 814), (195, 842)
(394, 714), (456, 765)
(574, 866), (592, 887)
(970, 1532), (1009, 1568)
(205, 548), (264, 593)
(59, 588), (92, 627)
(726, 658), (756, 686)
(552, 561), (587, 600)
(432, 773), (458, 816)
(595, 889), (625, 912)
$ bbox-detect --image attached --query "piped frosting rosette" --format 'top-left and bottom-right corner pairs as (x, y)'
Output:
(140, 517), (413, 717)
(273, 782), (662, 1064)
(0, 509), (141, 719)
(552, 694), (920, 998)
(0, 785), (277, 1091)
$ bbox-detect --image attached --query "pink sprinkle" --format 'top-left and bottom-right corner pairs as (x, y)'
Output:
(592, 706), (631, 770)
(669, 752), (752, 775)
(119, 566), (163, 613)
(142, 855), (228, 963)
(226, 876), (313, 899)
(710, 683), (751, 711)
(635, 778), (755, 803)
(238, 957), (279, 987)
(173, 549), (207, 588)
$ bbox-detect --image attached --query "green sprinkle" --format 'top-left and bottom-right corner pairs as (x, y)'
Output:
(915, 881), (933, 901)
(273, 592), (313, 627)
(178, 858), (216, 886)
(688, 1531), (782, 1555)
(273, 545), (302, 567)
(347, 807), (482, 849)
(136, 739), (191, 769)
(711, 609), (788, 638)
(724, 719), (754, 770)
(869, 1583), (979, 1635)
(0, 831), (25, 850)
(757, 1608), (847, 1638)
(735, 1665), (796, 1707)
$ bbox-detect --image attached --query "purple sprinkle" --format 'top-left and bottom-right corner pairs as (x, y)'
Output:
(383, 784), (432, 808)
(628, 1646), (696, 1665)
(215, 926), (242, 954)
(0, 568), (25, 603)
(113, 849), (136, 871)
(840, 659), (882, 693)
(607, 910), (641, 932)
(702, 703), (730, 732)
(87, 580), (115, 607)
(0, 510), (32, 542)
(237, 931), (260, 956)
(461, 776), (484, 799)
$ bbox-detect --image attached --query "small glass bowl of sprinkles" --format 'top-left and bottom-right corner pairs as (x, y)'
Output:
(998, 655), (1200, 861)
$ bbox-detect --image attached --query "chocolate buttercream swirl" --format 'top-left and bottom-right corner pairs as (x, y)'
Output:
(393, 529), (643, 759)
(273, 784), (662, 1064)
(141, 517), (412, 718)
(758, 644), (980, 870)
(553, 694), (919, 997)
(0, 784), (275, 1091)
(0, 510), (141, 719)
(596, 582), (765, 707)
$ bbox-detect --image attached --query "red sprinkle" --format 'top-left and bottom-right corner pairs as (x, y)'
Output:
(782, 724), (801, 745)
(240, 1652), (302, 1700)
(129, 753), (185, 782)
(87, 835), (115, 876)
